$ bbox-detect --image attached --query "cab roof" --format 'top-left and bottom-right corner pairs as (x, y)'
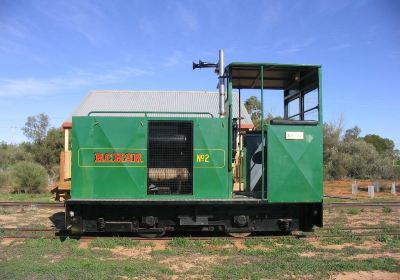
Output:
(226, 62), (320, 90)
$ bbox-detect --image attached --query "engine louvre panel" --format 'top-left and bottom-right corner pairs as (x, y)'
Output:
(147, 121), (193, 195)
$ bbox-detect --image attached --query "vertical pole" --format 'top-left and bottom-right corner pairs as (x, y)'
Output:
(318, 67), (323, 124)
(218, 49), (225, 116)
(239, 89), (241, 131)
(243, 148), (247, 193)
(238, 88), (242, 191)
(351, 181), (358, 195)
(391, 182), (396, 195)
(374, 181), (380, 193)
(368, 185), (375, 198)
(64, 129), (69, 152)
(260, 65), (265, 200)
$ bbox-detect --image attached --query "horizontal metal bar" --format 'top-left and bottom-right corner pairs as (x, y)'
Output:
(303, 105), (319, 114)
(288, 113), (301, 119)
(287, 106), (319, 119)
(88, 111), (214, 118)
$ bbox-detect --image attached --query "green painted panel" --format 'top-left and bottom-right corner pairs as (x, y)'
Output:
(193, 119), (231, 198)
(71, 117), (148, 199)
(71, 116), (231, 200)
(267, 125), (323, 203)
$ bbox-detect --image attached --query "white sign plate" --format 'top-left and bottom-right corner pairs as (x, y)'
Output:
(285, 131), (304, 140)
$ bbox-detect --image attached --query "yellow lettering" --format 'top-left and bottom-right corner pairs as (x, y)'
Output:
(196, 153), (210, 163)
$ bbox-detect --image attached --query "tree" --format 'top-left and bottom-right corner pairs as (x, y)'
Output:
(24, 128), (64, 174)
(245, 96), (262, 129)
(21, 114), (64, 175)
(364, 134), (395, 155)
(344, 126), (361, 141)
(22, 113), (49, 144)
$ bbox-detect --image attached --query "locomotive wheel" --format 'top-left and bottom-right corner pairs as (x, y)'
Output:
(226, 232), (252, 238)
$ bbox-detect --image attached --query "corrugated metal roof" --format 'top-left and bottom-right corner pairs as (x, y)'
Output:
(69, 90), (253, 126)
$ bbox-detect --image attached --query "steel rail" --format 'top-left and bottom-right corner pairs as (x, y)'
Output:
(1, 226), (399, 240)
(2, 232), (400, 240)
(0, 201), (64, 208)
(324, 201), (400, 208)
(1, 201), (399, 209)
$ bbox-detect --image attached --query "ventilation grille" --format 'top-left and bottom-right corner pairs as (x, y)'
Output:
(148, 121), (193, 195)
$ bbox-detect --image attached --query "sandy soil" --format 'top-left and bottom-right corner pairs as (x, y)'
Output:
(0, 207), (63, 229)
(160, 254), (229, 274)
(333, 271), (400, 280)
(325, 179), (399, 199)
(110, 246), (153, 260)
(324, 207), (400, 228)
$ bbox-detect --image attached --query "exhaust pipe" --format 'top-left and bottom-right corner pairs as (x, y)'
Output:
(218, 49), (225, 116)
(192, 49), (225, 116)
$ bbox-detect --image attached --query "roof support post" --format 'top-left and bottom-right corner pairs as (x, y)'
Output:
(260, 65), (265, 200)
(218, 49), (225, 116)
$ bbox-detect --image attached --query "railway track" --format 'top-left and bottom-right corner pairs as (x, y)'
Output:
(1, 201), (399, 209)
(1, 226), (399, 240)
(324, 201), (400, 208)
(0, 201), (64, 209)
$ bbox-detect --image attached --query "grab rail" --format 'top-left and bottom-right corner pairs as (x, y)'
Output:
(87, 111), (214, 118)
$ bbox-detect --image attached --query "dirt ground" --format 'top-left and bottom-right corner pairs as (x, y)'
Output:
(0, 207), (63, 229)
(334, 271), (400, 280)
(324, 179), (399, 199)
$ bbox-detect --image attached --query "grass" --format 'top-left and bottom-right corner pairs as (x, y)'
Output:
(0, 207), (13, 215)
(206, 238), (233, 247)
(89, 237), (141, 248)
(0, 192), (53, 202)
(168, 237), (204, 249)
(0, 234), (399, 280)
(337, 207), (363, 215)
(0, 238), (172, 280)
(383, 207), (393, 214)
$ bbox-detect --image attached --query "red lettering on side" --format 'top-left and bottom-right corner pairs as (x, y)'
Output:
(114, 153), (123, 162)
(124, 153), (133, 162)
(104, 153), (113, 162)
(95, 153), (103, 162)
(133, 153), (142, 163)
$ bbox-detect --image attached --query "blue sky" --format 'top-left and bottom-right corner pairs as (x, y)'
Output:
(0, 0), (399, 147)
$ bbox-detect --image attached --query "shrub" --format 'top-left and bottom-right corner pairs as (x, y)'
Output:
(0, 170), (12, 188)
(13, 161), (48, 193)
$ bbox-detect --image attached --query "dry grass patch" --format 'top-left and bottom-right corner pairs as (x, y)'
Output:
(110, 245), (153, 260)
(333, 270), (400, 280)
(160, 254), (229, 274)
(346, 252), (400, 261)
(309, 239), (383, 250)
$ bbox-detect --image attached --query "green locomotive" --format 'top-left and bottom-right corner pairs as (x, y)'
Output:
(66, 50), (323, 236)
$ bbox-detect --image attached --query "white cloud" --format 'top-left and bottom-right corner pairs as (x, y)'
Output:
(0, 67), (152, 97)
(33, 1), (108, 45)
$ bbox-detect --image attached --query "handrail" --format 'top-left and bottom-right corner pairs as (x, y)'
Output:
(270, 119), (318, 126)
(87, 111), (214, 118)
